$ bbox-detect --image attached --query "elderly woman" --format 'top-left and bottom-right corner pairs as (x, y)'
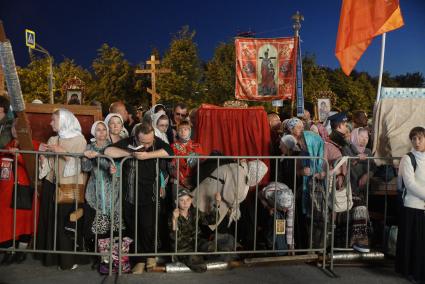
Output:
(396, 126), (425, 284)
(81, 122), (119, 231)
(191, 160), (268, 250)
(286, 117), (304, 146)
(341, 127), (375, 253)
(36, 108), (87, 270)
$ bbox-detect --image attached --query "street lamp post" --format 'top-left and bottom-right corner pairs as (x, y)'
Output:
(28, 44), (54, 104)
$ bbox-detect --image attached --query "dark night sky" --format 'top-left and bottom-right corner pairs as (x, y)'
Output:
(1, 0), (425, 76)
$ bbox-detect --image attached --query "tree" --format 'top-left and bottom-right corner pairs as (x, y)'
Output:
(302, 54), (330, 103)
(157, 26), (202, 107)
(204, 41), (235, 105)
(352, 72), (376, 112)
(18, 57), (51, 103)
(394, 72), (425, 88)
(54, 58), (93, 103)
(91, 43), (141, 110)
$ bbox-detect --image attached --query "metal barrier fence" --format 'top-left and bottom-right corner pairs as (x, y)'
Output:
(1, 149), (401, 275)
(115, 155), (330, 275)
(329, 156), (401, 271)
(0, 149), (117, 274)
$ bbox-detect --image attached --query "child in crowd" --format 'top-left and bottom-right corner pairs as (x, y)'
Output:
(169, 189), (221, 272)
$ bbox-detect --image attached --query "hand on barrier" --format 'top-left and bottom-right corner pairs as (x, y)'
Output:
(46, 144), (66, 153)
(109, 165), (117, 175)
(84, 150), (99, 159)
(172, 208), (180, 220)
(133, 151), (149, 160)
(358, 153), (367, 160)
(39, 143), (48, 152)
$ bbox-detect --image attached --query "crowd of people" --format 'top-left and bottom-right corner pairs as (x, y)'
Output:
(0, 95), (424, 283)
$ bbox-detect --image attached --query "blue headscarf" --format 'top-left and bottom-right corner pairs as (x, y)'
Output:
(302, 131), (325, 215)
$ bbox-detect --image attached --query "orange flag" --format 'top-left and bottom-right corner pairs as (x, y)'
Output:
(335, 0), (404, 76)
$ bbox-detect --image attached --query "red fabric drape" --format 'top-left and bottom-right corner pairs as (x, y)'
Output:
(194, 104), (271, 185)
(194, 104), (271, 157)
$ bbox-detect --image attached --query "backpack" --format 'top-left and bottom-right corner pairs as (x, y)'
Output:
(399, 152), (417, 200)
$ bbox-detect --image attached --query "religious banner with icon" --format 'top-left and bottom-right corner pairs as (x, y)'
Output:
(235, 37), (298, 101)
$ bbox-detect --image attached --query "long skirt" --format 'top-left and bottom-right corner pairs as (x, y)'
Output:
(34, 180), (88, 269)
(395, 206), (425, 283)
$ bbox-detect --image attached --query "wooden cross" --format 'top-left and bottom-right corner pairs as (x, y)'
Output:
(135, 55), (171, 106)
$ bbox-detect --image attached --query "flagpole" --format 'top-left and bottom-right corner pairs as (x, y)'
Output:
(376, 33), (386, 103)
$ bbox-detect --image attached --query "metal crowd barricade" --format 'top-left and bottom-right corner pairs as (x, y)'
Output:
(1, 148), (337, 275)
(116, 154), (331, 275)
(0, 149), (118, 276)
(329, 156), (401, 271)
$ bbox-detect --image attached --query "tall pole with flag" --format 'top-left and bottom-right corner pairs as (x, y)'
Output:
(335, 0), (404, 102)
(292, 11), (304, 117)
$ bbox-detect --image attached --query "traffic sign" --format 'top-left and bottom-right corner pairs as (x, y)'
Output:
(25, 29), (35, 49)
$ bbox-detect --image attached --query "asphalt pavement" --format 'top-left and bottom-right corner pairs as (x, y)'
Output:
(0, 255), (409, 284)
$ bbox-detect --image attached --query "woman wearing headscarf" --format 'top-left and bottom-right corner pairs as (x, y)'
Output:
(104, 113), (128, 142)
(299, 131), (326, 248)
(286, 117), (304, 147)
(36, 108), (87, 270)
(103, 113), (126, 221)
(152, 110), (170, 144)
(341, 127), (375, 253)
(82, 121), (129, 273)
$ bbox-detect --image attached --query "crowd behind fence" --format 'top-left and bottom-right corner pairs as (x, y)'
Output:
(0, 149), (401, 275)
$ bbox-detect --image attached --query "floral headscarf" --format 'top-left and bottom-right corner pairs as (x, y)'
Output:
(286, 117), (303, 132)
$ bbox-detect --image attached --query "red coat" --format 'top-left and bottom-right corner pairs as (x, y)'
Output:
(170, 140), (205, 188)
(0, 139), (40, 244)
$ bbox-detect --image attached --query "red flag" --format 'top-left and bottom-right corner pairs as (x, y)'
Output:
(235, 37), (298, 101)
(335, 0), (404, 76)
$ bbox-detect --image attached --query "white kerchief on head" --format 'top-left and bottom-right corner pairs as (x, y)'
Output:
(90, 121), (109, 142)
(152, 110), (169, 144)
(104, 113), (128, 138)
(58, 108), (82, 139)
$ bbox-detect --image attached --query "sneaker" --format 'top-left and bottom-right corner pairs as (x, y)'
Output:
(353, 243), (370, 253)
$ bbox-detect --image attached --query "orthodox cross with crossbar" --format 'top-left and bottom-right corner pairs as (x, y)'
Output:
(135, 55), (171, 106)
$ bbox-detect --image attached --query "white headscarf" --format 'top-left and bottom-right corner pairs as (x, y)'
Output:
(143, 104), (166, 124)
(90, 121), (109, 142)
(152, 110), (169, 144)
(104, 113), (129, 139)
(57, 108), (83, 139)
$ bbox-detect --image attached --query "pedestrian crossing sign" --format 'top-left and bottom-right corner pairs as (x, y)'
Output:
(25, 29), (36, 49)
